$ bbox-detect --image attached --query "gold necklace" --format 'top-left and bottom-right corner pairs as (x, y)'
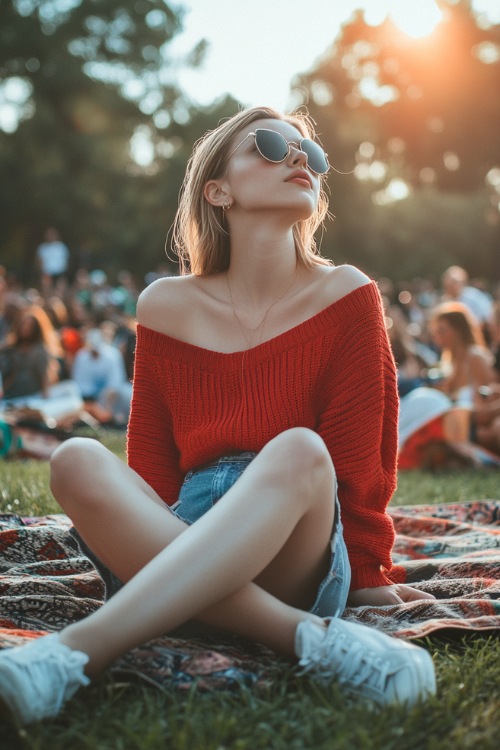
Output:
(226, 270), (297, 349)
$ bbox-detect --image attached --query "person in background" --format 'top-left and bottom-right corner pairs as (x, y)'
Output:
(36, 228), (70, 295)
(473, 382), (500, 456)
(471, 302), (500, 455)
(71, 327), (131, 427)
(399, 302), (499, 469)
(111, 271), (139, 318)
(441, 266), (493, 341)
(490, 302), (500, 381)
(429, 302), (496, 407)
(385, 297), (439, 397)
(0, 304), (61, 401)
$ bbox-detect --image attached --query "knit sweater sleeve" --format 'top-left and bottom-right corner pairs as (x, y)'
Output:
(126, 327), (183, 506)
(317, 286), (399, 590)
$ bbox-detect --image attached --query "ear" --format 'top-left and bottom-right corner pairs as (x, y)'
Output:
(204, 180), (231, 208)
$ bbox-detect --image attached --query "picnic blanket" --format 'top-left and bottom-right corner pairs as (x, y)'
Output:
(0, 500), (498, 691)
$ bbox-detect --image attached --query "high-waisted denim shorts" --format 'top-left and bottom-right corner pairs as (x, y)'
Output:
(72, 452), (351, 618)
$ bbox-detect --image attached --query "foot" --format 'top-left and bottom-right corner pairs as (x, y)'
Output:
(0, 633), (90, 724)
(295, 617), (436, 707)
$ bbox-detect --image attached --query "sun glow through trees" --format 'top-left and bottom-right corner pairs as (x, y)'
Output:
(390, 0), (444, 38)
(366, 0), (444, 39)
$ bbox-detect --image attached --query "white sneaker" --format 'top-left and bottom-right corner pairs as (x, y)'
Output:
(0, 633), (90, 724)
(295, 617), (436, 707)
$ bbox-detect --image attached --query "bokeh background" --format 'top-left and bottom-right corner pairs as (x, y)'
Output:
(1, 0), (499, 286)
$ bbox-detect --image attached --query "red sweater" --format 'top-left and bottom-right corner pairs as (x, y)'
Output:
(127, 281), (399, 590)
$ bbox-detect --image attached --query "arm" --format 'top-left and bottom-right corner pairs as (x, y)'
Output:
(468, 348), (496, 390)
(126, 289), (184, 505)
(437, 348), (495, 397)
(473, 382), (500, 426)
(316, 281), (434, 603)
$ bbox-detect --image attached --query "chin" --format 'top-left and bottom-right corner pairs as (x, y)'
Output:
(288, 202), (316, 222)
(239, 194), (317, 221)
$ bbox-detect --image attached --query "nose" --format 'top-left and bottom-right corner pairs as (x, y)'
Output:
(287, 143), (308, 169)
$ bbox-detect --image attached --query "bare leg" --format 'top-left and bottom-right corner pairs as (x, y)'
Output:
(50, 429), (337, 676)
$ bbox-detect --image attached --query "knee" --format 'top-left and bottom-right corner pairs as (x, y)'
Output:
(50, 437), (108, 500)
(264, 428), (335, 486)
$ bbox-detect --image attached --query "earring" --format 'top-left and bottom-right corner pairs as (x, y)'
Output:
(222, 201), (232, 211)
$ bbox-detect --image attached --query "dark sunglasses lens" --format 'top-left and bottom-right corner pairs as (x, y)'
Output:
(301, 139), (329, 174)
(255, 130), (289, 162)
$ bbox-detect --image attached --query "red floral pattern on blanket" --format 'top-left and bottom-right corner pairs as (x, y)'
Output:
(343, 501), (500, 638)
(0, 501), (499, 690)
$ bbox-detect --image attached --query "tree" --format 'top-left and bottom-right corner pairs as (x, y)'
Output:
(292, 0), (500, 281)
(0, 0), (211, 281)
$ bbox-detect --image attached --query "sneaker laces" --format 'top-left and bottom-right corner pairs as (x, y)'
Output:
(302, 628), (389, 693)
(330, 637), (389, 691)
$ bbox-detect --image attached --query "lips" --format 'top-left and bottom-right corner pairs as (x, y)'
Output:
(285, 170), (313, 188)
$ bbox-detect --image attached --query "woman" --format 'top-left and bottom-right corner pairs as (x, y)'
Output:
(429, 302), (495, 405)
(399, 302), (498, 468)
(0, 107), (436, 724)
(0, 304), (62, 400)
(488, 301), (500, 381)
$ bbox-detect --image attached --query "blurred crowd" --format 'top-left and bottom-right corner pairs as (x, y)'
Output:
(0, 258), (146, 434)
(381, 265), (500, 468)
(1, 238), (500, 468)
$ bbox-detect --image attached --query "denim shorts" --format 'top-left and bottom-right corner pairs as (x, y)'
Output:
(72, 452), (351, 617)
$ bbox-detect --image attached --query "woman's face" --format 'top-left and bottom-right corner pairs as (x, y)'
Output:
(431, 317), (457, 350)
(18, 315), (38, 341)
(222, 118), (321, 221)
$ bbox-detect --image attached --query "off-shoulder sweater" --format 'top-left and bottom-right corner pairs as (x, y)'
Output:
(127, 281), (399, 590)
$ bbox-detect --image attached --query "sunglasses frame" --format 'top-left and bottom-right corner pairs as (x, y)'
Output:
(228, 128), (330, 175)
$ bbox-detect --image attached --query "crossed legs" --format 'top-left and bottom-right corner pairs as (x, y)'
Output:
(50, 428), (337, 676)
(0, 426), (437, 721)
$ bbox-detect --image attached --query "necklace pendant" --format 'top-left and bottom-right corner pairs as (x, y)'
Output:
(225, 269), (298, 350)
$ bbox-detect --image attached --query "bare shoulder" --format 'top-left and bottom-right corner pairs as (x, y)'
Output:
(328, 264), (372, 294)
(315, 264), (372, 306)
(136, 275), (198, 334)
(469, 345), (494, 366)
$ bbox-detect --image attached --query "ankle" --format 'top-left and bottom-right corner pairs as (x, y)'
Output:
(58, 627), (100, 677)
(298, 615), (327, 635)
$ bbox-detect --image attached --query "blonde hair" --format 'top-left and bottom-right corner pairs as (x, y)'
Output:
(10, 304), (62, 357)
(171, 106), (331, 276)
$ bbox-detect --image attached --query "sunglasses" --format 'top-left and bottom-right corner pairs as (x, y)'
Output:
(229, 128), (330, 175)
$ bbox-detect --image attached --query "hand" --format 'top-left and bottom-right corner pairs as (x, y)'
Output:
(347, 584), (435, 608)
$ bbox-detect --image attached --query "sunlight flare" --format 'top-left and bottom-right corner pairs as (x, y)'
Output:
(389, 0), (443, 38)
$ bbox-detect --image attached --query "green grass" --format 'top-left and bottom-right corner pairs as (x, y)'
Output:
(393, 469), (500, 506)
(0, 437), (499, 750)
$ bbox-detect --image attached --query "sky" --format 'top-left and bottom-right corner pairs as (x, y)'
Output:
(168, 0), (363, 111)
(168, 0), (498, 112)
(0, 0), (497, 134)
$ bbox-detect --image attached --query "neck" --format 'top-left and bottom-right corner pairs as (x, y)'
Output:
(226, 224), (298, 303)
(225, 226), (300, 348)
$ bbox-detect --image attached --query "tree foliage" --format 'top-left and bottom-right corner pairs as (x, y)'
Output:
(1, 1), (499, 286)
(293, 0), (500, 281)
(0, 0), (221, 281)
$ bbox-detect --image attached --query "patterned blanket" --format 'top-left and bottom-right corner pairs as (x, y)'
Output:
(0, 500), (498, 691)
